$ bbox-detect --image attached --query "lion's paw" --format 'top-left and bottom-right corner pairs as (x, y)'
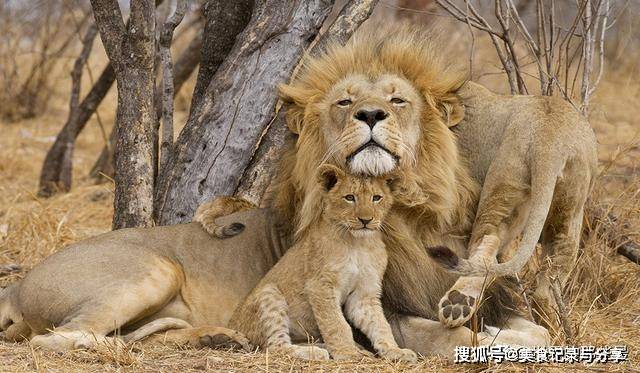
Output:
(380, 347), (417, 363)
(330, 346), (373, 361)
(286, 345), (330, 361)
(198, 329), (252, 351)
(438, 289), (476, 328)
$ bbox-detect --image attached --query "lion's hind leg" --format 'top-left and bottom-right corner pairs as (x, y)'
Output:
(251, 284), (329, 360)
(194, 197), (257, 238)
(142, 325), (252, 351)
(532, 174), (589, 328)
(30, 260), (183, 351)
(438, 178), (530, 328)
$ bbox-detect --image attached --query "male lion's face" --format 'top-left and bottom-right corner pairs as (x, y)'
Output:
(319, 74), (423, 176)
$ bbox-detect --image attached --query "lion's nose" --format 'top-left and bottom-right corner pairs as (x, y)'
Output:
(358, 217), (373, 226)
(354, 109), (388, 128)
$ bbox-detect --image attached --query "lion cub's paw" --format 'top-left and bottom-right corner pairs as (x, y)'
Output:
(330, 347), (373, 361)
(438, 289), (476, 328)
(286, 345), (330, 361)
(198, 329), (252, 351)
(380, 347), (418, 363)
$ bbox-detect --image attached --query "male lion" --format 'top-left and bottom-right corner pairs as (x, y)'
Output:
(0, 25), (553, 356)
(267, 24), (595, 331)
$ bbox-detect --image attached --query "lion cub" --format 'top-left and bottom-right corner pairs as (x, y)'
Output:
(227, 165), (416, 362)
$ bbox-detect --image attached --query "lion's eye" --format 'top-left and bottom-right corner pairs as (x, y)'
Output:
(344, 194), (356, 202)
(372, 195), (383, 202)
(390, 97), (406, 105)
(336, 99), (352, 107)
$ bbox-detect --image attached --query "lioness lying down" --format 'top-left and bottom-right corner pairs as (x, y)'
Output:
(0, 208), (545, 355)
(229, 166), (415, 362)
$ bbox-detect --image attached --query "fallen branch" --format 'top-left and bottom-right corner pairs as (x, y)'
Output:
(588, 207), (640, 265)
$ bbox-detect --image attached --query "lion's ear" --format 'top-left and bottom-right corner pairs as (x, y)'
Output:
(279, 83), (307, 134)
(316, 164), (345, 191)
(438, 93), (465, 128)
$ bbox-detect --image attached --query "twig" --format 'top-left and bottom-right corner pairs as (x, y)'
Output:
(158, 0), (189, 177)
(551, 278), (574, 343)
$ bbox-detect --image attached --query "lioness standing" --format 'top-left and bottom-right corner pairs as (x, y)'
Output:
(228, 165), (416, 362)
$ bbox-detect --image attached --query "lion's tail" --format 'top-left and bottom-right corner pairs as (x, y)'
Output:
(429, 149), (562, 277)
(122, 317), (192, 343)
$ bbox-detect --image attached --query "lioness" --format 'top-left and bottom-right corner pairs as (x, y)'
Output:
(229, 165), (415, 362)
(426, 82), (597, 327)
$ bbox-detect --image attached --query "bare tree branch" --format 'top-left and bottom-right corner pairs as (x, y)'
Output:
(158, 0), (188, 182)
(38, 23), (99, 196)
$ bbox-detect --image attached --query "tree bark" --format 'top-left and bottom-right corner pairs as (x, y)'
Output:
(155, 0), (335, 225)
(189, 0), (255, 113)
(236, 0), (379, 205)
(158, 0), (188, 183)
(90, 31), (204, 182)
(90, 0), (157, 229)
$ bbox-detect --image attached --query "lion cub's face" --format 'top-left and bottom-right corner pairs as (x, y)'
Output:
(317, 165), (394, 237)
(318, 74), (424, 177)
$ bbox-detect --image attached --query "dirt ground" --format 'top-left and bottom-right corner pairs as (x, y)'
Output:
(1, 14), (640, 373)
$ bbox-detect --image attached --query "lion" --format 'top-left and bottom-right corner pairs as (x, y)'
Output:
(425, 81), (598, 327)
(200, 23), (594, 334)
(0, 24), (554, 356)
(228, 165), (416, 362)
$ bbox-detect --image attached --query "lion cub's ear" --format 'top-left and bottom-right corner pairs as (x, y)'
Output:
(438, 93), (465, 128)
(316, 164), (345, 192)
(278, 83), (307, 134)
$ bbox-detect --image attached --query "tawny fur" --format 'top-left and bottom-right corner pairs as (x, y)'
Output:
(0, 24), (554, 356)
(194, 196), (256, 238)
(228, 165), (415, 362)
(427, 82), (598, 327)
(268, 24), (515, 327)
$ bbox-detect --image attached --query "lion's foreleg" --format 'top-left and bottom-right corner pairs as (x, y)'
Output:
(306, 278), (364, 360)
(344, 292), (416, 362)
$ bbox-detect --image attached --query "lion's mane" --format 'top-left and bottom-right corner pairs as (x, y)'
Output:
(269, 24), (516, 324)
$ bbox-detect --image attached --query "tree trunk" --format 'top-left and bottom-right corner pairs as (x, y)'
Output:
(90, 30), (204, 182)
(90, 0), (156, 229)
(38, 24), (99, 197)
(155, 0), (334, 225)
(189, 0), (255, 112)
(235, 0), (379, 205)
(38, 61), (115, 196)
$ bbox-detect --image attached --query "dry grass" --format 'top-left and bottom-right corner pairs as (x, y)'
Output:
(1, 15), (640, 373)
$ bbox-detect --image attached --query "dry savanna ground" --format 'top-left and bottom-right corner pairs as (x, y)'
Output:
(1, 15), (640, 373)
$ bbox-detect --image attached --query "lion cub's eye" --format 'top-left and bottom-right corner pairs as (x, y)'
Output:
(336, 99), (352, 107)
(372, 195), (383, 202)
(344, 194), (356, 202)
(390, 97), (406, 105)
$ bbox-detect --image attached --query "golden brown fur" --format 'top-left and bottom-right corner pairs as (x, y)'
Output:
(194, 197), (256, 238)
(269, 24), (508, 325)
(229, 165), (415, 362)
(427, 82), (597, 327)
